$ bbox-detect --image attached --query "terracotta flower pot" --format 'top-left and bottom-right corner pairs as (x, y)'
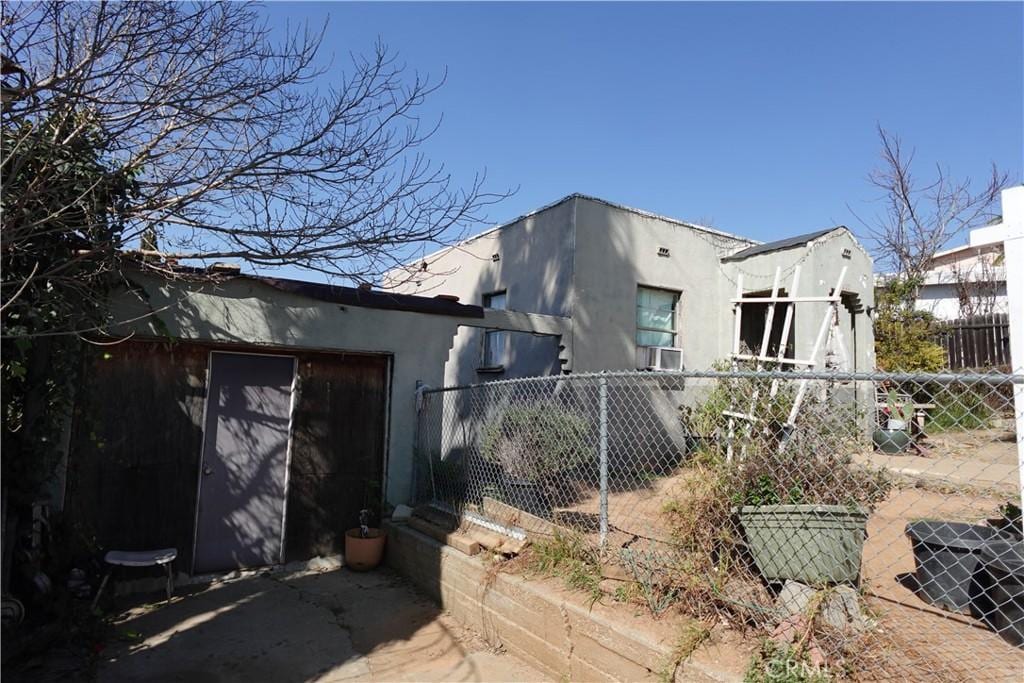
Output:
(345, 528), (387, 571)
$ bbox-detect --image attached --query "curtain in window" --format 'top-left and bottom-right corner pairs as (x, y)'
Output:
(636, 287), (677, 346)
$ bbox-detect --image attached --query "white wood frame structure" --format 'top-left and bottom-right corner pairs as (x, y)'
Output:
(725, 265), (848, 460)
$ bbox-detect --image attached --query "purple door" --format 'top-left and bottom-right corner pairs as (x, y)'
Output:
(193, 352), (296, 573)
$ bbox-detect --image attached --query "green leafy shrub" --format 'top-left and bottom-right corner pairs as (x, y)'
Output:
(873, 281), (946, 372)
(679, 358), (797, 464)
(481, 402), (592, 481)
(927, 384), (994, 431)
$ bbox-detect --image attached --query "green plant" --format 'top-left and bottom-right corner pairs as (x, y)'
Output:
(873, 280), (947, 372)
(613, 582), (642, 604)
(2, 111), (139, 504)
(621, 545), (679, 616)
(927, 384), (994, 431)
(681, 359), (796, 442)
(744, 640), (832, 683)
(525, 531), (603, 605)
(728, 446), (891, 510)
(482, 403), (592, 482)
(697, 373), (893, 509)
(884, 390), (915, 424)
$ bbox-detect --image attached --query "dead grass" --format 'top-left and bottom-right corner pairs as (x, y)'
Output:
(657, 619), (714, 683)
(521, 531), (604, 605)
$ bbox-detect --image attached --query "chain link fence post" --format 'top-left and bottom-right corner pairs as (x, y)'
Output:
(599, 372), (609, 551)
(417, 367), (1024, 678)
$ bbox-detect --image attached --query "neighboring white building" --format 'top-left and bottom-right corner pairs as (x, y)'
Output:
(890, 221), (1009, 320)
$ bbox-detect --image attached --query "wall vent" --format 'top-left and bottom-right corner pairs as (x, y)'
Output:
(491, 253), (501, 262)
(658, 247), (670, 258)
(842, 248), (852, 259)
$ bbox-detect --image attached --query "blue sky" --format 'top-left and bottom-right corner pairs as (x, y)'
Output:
(261, 1), (1022, 276)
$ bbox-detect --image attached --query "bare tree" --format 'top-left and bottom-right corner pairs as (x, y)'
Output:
(858, 125), (1007, 286)
(1, 1), (508, 331)
(858, 126), (1010, 371)
(951, 246), (1005, 318)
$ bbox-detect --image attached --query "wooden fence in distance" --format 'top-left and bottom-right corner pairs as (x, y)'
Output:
(936, 313), (1011, 369)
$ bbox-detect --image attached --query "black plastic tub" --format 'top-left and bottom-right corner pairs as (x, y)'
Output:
(974, 540), (1024, 648)
(501, 478), (551, 518)
(905, 521), (1005, 614)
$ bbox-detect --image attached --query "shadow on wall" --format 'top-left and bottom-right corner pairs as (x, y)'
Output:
(417, 200), (704, 515)
(443, 205), (573, 386)
(65, 338), (388, 579)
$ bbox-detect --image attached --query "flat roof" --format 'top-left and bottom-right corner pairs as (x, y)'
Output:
(132, 262), (484, 318)
(253, 276), (484, 318)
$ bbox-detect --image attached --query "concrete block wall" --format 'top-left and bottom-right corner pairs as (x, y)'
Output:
(384, 522), (735, 682)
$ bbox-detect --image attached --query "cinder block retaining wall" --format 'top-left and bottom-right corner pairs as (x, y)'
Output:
(384, 522), (733, 682)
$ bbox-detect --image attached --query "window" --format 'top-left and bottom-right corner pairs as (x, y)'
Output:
(482, 291), (508, 368)
(636, 286), (679, 347)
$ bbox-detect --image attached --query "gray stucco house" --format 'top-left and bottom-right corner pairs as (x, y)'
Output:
(386, 194), (876, 384)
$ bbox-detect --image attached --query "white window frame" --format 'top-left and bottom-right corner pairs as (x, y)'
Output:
(482, 290), (508, 368)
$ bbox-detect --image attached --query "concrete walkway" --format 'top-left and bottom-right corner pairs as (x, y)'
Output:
(97, 567), (547, 683)
(856, 450), (1019, 494)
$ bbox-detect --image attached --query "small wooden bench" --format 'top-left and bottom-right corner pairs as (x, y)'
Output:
(91, 548), (177, 609)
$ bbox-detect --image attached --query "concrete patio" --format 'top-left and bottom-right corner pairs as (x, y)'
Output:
(95, 566), (546, 683)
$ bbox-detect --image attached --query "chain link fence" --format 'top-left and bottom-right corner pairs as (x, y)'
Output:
(414, 368), (1023, 681)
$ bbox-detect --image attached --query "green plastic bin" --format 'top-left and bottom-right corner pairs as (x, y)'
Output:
(737, 504), (868, 584)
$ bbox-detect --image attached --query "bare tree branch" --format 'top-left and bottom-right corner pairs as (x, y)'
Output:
(2, 1), (509, 335)
(854, 125), (1007, 285)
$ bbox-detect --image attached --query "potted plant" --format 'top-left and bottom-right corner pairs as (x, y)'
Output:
(988, 502), (1024, 540)
(731, 446), (891, 584)
(481, 402), (592, 517)
(872, 390), (914, 454)
(344, 481), (386, 571)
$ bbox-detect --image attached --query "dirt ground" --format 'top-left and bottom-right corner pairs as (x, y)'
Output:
(855, 426), (1020, 495)
(923, 426), (1018, 466)
(537, 429), (1023, 681)
(24, 566), (547, 683)
(860, 486), (1024, 682)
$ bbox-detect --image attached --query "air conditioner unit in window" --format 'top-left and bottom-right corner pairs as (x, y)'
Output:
(637, 346), (683, 371)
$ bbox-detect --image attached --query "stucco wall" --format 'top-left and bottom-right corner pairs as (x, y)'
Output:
(109, 275), (468, 507)
(722, 229), (876, 371)
(108, 275), (572, 508)
(389, 197), (576, 384)
(915, 283), (1009, 320)
(389, 196), (876, 380)
(571, 196), (752, 372)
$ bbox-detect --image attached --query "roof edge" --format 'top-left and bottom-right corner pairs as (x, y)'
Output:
(402, 193), (758, 271)
(128, 264), (485, 318)
(569, 193), (757, 244)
